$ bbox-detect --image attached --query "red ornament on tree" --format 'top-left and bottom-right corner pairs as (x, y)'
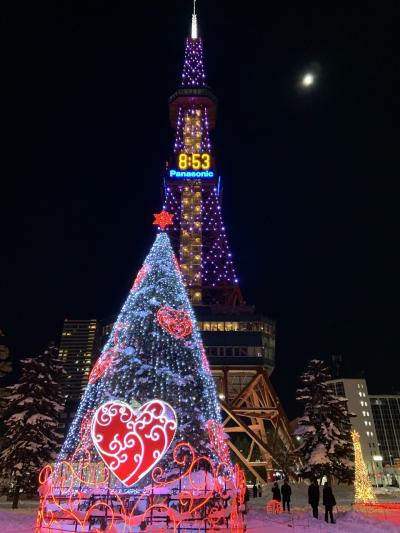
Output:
(207, 420), (231, 464)
(88, 350), (115, 385)
(153, 210), (174, 231)
(157, 306), (193, 339)
(201, 343), (211, 374)
(91, 399), (177, 487)
(88, 322), (127, 385)
(131, 263), (150, 292)
(172, 254), (181, 274)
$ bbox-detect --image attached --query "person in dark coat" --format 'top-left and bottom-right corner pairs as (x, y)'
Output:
(271, 482), (281, 502)
(252, 482), (257, 499)
(257, 482), (263, 497)
(308, 479), (320, 519)
(281, 479), (292, 512)
(322, 482), (336, 523)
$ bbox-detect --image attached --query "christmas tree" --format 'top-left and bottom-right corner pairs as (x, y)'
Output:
(59, 231), (221, 466)
(295, 359), (355, 483)
(37, 229), (245, 532)
(352, 430), (376, 503)
(0, 342), (65, 508)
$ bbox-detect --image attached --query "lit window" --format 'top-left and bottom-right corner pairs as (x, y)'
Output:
(359, 392), (362, 397)
(364, 421), (368, 426)
(203, 322), (210, 331)
(362, 411), (366, 416)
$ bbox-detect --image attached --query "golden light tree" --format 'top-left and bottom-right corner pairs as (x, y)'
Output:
(351, 430), (376, 503)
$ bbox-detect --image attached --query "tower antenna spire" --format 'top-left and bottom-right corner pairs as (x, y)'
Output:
(191, 0), (198, 39)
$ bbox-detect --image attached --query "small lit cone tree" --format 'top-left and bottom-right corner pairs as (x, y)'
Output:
(37, 227), (245, 532)
(352, 430), (376, 504)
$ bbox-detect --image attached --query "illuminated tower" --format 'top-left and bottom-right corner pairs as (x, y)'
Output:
(163, 4), (297, 481)
(165, 5), (242, 307)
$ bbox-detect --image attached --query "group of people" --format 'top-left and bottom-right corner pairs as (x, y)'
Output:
(251, 482), (263, 498)
(250, 478), (337, 523)
(270, 480), (292, 512)
(308, 479), (337, 523)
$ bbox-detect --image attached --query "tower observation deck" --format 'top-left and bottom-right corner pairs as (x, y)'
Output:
(162, 7), (298, 481)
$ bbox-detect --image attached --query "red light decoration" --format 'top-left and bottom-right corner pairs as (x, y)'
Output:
(36, 439), (246, 532)
(88, 350), (115, 385)
(266, 499), (283, 514)
(173, 253), (181, 274)
(88, 322), (127, 385)
(91, 399), (177, 487)
(207, 420), (231, 464)
(157, 306), (193, 339)
(201, 342), (211, 373)
(153, 209), (174, 231)
(130, 263), (150, 292)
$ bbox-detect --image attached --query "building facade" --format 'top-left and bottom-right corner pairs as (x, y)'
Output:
(328, 378), (383, 484)
(59, 319), (101, 401)
(369, 395), (400, 467)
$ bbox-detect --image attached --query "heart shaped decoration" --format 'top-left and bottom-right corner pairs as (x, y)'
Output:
(157, 306), (193, 339)
(91, 399), (177, 487)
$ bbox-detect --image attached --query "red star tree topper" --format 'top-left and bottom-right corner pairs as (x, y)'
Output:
(153, 210), (174, 231)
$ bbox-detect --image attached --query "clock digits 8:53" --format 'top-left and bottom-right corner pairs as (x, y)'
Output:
(178, 153), (211, 170)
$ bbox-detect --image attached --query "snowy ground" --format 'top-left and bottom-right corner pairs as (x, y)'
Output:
(1, 483), (399, 532)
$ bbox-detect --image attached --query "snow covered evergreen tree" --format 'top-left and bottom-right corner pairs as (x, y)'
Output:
(294, 359), (354, 483)
(0, 342), (65, 506)
(0, 329), (12, 378)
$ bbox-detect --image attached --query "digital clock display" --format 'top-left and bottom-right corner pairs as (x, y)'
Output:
(178, 153), (211, 170)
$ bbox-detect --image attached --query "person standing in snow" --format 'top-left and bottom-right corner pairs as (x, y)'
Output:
(308, 478), (320, 519)
(271, 482), (281, 502)
(252, 481), (257, 498)
(322, 482), (336, 523)
(281, 479), (292, 512)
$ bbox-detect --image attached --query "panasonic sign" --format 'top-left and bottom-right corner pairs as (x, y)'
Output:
(169, 169), (214, 179)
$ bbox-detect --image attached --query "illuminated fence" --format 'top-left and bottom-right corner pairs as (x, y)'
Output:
(35, 442), (246, 533)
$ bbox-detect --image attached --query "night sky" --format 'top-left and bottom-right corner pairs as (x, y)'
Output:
(2, 1), (399, 417)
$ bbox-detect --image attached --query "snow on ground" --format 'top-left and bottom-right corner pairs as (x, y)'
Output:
(0, 509), (35, 532)
(0, 483), (399, 532)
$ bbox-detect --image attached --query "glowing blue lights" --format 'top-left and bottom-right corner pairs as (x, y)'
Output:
(169, 169), (214, 179)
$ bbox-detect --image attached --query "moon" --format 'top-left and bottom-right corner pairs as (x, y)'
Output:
(301, 73), (315, 87)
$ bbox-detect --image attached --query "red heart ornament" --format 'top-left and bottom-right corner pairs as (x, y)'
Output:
(157, 306), (193, 339)
(91, 399), (177, 487)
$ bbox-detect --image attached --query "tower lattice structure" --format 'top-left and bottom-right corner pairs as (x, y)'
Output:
(163, 7), (298, 481)
(165, 11), (242, 307)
